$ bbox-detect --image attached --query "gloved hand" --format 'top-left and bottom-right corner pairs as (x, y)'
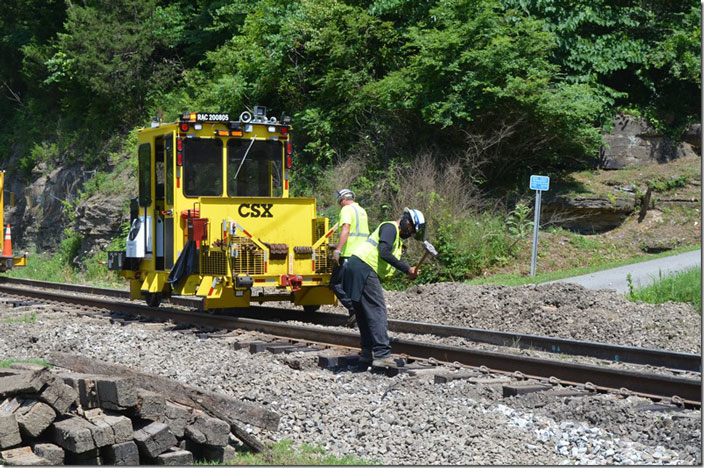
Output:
(332, 249), (341, 267)
(345, 314), (357, 328)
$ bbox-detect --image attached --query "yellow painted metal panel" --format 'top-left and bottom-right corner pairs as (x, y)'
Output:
(181, 275), (200, 295)
(293, 286), (337, 306)
(129, 280), (142, 299)
(141, 272), (167, 293)
(204, 287), (250, 309)
(129, 116), (337, 310)
(196, 275), (215, 297)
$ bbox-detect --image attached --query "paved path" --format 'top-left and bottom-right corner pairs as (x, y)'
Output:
(546, 249), (701, 294)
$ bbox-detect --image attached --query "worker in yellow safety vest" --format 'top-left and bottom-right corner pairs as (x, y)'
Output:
(341, 207), (425, 369)
(330, 189), (369, 326)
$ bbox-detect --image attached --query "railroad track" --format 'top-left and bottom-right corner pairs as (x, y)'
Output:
(0, 276), (700, 406)
(2, 277), (699, 372)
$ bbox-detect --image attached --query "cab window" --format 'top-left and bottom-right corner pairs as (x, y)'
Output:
(138, 143), (151, 206)
(183, 138), (223, 197)
(165, 136), (173, 205)
(227, 140), (283, 197)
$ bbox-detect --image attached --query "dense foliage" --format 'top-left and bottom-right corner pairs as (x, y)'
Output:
(2, 0), (699, 181)
(1, 0), (700, 280)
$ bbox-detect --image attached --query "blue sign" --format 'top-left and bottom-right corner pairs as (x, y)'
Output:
(530, 175), (550, 191)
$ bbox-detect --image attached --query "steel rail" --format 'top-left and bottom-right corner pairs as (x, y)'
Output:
(0, 276), (700, 372)
(0, 282), (699, 405)
(387, 320), (702, 373)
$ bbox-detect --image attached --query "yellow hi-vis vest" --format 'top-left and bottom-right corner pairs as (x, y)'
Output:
(353, 221), (402, 280)
(339, 202), (370, 257)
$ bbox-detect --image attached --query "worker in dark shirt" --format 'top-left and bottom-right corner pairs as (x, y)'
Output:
(341, 208), (426, 368)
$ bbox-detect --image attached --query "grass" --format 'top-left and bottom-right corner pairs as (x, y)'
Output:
(466, 244), (700, 286)
(7, 247), (76, 284)
(3, 312), (38, 323)
(627, 267), (702, 312)
(0, 358), (49, 368)
(195, 440), (376, 465)
(556, 154), (701, 199)
(7, 245), (124, 288)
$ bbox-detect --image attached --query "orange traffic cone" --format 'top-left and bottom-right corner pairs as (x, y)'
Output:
(2, 225), (12, 257)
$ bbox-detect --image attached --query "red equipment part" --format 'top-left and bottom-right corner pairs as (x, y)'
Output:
(280, 274), (303, 292)
(187, 218), (208, 248)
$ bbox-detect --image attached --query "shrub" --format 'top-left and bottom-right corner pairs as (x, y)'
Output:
(649, 175), (688, 192)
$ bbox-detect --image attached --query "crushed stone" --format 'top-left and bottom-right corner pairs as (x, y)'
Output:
(0, 295), (700, 465)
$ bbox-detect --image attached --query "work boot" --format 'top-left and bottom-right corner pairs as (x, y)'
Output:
(359, 349), (372, 363)
(358, 349), (372, 370)
(371, 356), (405, 369)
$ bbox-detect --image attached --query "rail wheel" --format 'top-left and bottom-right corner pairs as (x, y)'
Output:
(145, 292), (162, 308)
(303, 305), (320, 313)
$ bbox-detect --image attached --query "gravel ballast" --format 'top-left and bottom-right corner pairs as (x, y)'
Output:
(0, 281), (701, 465)
(384, 282), (700, 353)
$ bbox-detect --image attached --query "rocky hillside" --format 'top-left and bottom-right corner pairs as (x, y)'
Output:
(542, 114), (700, 234)
(5, 159), (134, 260)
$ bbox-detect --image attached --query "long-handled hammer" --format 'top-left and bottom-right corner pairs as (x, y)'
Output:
(415, 240), (438, 270)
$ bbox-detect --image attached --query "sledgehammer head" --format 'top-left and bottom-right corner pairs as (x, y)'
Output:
(422, 240), (438, 257)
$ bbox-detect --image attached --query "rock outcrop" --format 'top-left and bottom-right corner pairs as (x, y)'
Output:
(542, 196), (635, 234)
(3, 160), (132, 259)
(600, 114), (700, 170)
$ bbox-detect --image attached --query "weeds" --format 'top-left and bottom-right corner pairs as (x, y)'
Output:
(0, 359), (49, 368)
(649, 175), (688, 192)
(569, 235), (601, 250)
(8, 228), (123, 288)
(626, 273), (634, 297)
(4, 312), (37, 323)
(607, 193), (617, 206)
(626, 267), (701, 312)
(194, 440), (375, 465)
(377, 154), (525, 285)
(506, 202), (533, 238)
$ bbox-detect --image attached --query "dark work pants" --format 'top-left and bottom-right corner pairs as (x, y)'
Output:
(352, 271), (391, 360)
(330, 257), (355, 315)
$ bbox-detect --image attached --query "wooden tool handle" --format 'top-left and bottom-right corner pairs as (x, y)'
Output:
(414, 250), (430, 270)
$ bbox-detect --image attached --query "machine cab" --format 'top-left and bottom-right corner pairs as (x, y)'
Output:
(110, 107), (337, 311)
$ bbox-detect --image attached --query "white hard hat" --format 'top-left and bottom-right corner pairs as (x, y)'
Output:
(404, 207), (426, 240)
(336, 189), (355, 204)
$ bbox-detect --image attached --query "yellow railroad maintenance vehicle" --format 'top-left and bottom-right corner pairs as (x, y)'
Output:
(0, 171), (26, 272)
(108, 107), (338, 311)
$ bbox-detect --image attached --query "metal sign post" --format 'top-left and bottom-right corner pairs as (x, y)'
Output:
(529, 175), (550, 276)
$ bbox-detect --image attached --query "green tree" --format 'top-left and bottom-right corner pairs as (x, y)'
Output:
(0, 0), (67, 162)
(367, 0), (608, 183)
(502, 0), (701, 130)
(44, 0), (182, 133)
(192, 0), (403, 187)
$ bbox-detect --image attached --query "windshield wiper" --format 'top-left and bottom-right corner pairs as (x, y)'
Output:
(233, 136), (257, 181)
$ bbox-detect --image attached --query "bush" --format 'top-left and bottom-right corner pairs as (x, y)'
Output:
(649, 175), (688, 192)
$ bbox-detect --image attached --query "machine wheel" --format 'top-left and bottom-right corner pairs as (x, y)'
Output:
(145, 292), (162, 308)
(303, 305), (320, 313)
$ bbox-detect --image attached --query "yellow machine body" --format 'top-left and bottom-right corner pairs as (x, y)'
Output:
(111, 108), (338, 310)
